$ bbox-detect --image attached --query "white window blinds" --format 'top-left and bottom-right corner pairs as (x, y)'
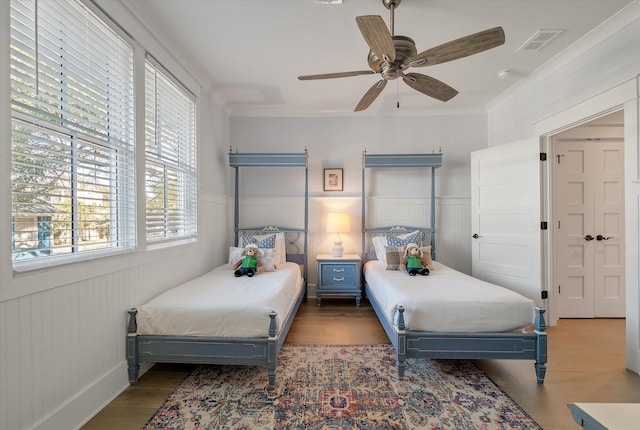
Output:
(145, 59), (197, 243)
(10, 0), (135, 265)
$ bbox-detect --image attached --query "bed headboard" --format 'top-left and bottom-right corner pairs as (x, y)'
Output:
(236, 225), (307, 266)
(361, 151), (441, 263)
(363, 225), (434, 262)
(229, 149), (309, 297)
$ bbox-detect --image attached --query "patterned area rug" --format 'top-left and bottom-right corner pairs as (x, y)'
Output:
(142, 344), (540, 429)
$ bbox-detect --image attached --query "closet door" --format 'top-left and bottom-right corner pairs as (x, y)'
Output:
(554, 139), (625, 317)
(471, 138), (542, 305)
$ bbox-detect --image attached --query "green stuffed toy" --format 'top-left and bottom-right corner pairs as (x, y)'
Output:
(232, 244), (264, 277)
(399, 243), (430, 276)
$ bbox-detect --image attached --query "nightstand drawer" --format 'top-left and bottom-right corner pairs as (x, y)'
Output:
(321, 264), (357, 286)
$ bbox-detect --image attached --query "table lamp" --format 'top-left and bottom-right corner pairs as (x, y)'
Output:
(327, 212), (350, 257)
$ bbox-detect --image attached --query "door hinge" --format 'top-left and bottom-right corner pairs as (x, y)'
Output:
(541, 221), (548, 230)
(541, 290), (548, 299)
(540, 152), (547, 161)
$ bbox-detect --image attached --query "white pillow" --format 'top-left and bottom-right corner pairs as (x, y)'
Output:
(258, 248), (278, 272)
(228, 246), (277, 272)
(372, 236), (388, 263)
(228, 246), (245, 269)
(240, 232), (286, 265)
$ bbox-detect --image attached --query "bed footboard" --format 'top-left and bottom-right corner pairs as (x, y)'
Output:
(366, 285), (548, 384)
(394, 306), (548, 383)
(126, 309), (282, 388)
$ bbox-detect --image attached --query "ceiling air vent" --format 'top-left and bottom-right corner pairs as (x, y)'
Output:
(517, 29), (563, 52)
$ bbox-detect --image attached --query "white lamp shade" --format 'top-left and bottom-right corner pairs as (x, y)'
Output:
(326, 212), (350, 233)
(327, 212), (349, 257)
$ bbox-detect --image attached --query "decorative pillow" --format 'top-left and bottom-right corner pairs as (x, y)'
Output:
(241, 232), (286, 265)
(421, 245), (434, 270)
(386, 231), (422, 248)
(273, 233), (286, 264)
(241, 233), (276, 249)
(384, 246), (404, 270)
(228, 246), (245, 269)
(228, 246), (277, 272)
(257, 248), (277, 272)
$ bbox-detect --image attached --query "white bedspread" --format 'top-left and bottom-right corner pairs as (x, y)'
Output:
(364, 260), (535, 333)
(136, 262), (303, 338)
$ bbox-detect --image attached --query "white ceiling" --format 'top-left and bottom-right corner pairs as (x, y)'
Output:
(122, 0), (634, 117)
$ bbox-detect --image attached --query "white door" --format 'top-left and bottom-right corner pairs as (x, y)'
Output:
(554, 139), (625, 317)
(471, 138), (542, 305)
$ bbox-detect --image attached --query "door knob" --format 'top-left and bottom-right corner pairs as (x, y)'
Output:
(584, 235), (594, 241)
(596, 235), (612, 241)
(472, 233), (481, 239)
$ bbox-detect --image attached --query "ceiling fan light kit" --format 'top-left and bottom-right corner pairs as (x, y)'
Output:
(298, 0), (505, 111)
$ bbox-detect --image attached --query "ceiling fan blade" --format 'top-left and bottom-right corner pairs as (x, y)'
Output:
(356, 15), (395, 63)
(355, 79), (387, 112)
(298, 70), (375, 80)
(403, 73), (458, 102)
(408, 27), (505, 68)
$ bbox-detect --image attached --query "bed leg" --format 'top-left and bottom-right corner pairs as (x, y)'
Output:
(267, 311), (278, 389)
(267, 367), (276, 389)
(127, 308), (140, 384)
(534, 307), (548, 384)
(397, 305), (407, 381)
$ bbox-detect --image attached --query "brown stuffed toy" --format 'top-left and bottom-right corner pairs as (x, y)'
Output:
(399, 243), (430, 276)
(232, 244), (264, 277)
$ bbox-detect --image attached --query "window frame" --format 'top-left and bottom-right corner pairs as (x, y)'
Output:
(144, 56), (197, 246)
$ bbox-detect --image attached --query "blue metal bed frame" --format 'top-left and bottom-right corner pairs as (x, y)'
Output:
(126, 149), (309, 389)
(361, 151), (547, 384)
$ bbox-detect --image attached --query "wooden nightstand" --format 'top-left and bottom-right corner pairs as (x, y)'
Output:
(316, 254), (362, 306)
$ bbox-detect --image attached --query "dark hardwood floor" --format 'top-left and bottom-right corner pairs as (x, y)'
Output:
(82, 299), (640, 430)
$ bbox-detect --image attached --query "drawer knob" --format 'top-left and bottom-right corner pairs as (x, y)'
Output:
(333, 268), (345, 273)
(333, 277), (345, 282)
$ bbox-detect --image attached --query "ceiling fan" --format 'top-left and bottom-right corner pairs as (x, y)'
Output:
(298, 0), (505, 111)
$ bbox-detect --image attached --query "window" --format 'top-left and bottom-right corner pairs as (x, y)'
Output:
(10, 0), (135, 266)
(145, 59), (197, 244)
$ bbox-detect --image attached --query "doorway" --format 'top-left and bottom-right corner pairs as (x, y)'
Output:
(551, 111), (626, 318)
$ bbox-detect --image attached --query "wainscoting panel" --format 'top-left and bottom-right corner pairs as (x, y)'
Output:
(437, 197), (472, 274)
(363, 196), (470, 273)
(0, 193), (226, 430)
(229, 196), (471, 299)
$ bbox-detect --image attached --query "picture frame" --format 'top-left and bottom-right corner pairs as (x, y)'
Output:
(323, 168), (343, 191)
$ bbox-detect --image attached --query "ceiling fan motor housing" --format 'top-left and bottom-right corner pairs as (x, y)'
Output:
(382, 0), (401, 10)
(367, 35), (416, 80)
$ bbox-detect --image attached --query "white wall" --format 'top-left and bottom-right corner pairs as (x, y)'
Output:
(228, 113), (485, 285)
(486, 2), (640, 373)
(230, 114), (486, 198)
(0, 2), (230, 430)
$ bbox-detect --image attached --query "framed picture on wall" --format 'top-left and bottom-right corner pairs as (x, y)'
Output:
(324, 168), (343, 191)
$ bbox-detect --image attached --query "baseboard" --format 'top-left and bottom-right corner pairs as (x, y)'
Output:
(30, 361), (133, 430)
